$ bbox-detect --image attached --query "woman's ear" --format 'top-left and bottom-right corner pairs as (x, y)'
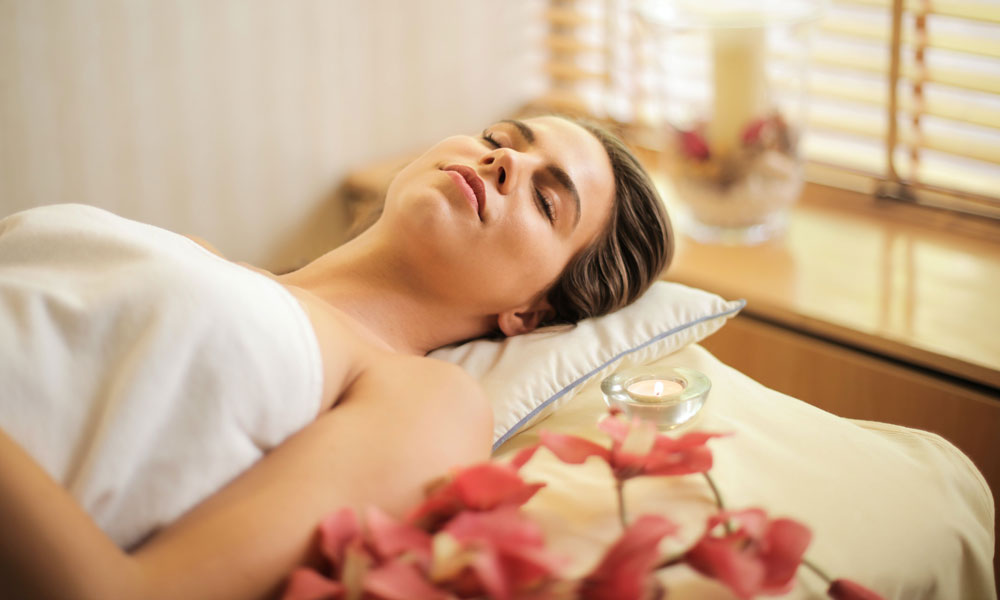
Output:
(496, 300), (556, 337)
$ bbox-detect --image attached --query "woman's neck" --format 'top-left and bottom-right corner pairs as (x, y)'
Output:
(276, 231), (492, 356)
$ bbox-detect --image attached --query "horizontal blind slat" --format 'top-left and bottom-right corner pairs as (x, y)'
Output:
(808, 110), (1000, 165)
(911, 130), (1000, 165)
(810, 50), (1000, 95)
(804, 76), (1000, 129)
(916, 63), (1000, 95)
(836, 0), (1000, 24)
(822, 17), (1000, 59)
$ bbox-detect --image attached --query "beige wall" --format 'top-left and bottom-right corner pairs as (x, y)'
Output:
(0, 0), (544, 271)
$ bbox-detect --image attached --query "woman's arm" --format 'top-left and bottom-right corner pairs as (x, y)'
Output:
(0, 357), (492, 600)
(0, 425), (142, 600)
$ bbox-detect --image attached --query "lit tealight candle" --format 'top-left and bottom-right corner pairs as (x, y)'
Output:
(603, 367), (711, 430)
(626, 378), (685, 399)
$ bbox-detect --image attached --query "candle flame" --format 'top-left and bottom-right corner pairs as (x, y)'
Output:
(654, 381), (664, 396)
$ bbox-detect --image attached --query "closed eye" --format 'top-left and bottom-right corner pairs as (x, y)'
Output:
(482, 131), (501, 148)
(535, 189), (555, 223)
(483, 129), (555, 224)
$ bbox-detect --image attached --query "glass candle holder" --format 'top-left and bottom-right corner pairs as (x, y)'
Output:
(601, 366), (711, 430)
(637, 0), (823, 245)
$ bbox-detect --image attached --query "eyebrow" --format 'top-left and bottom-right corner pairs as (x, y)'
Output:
(500, 119), (581, 229)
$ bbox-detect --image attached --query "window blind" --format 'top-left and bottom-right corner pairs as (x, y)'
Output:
(808, 0), (1000, 218)
(527, 0), (1000, 220)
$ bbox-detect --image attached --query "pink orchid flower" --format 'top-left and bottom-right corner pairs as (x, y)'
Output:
(679, 129), (711, 161)
(285, 460), (562, 600)
(685, 508), (812, 599)
(828, 578), (886, 600)
(528, 413), (722, 481)
(577, 514), (677, 600)
(283, 506), (441, 600)
(742, 117), (769, 146)
(408, 461), (545, 531)
(362, 560), (451, 600)
(282, 568), (345, 600)
(316, 507), (362, 568)
(437, 506), (568, 600)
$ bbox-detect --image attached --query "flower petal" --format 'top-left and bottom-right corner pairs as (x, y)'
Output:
(580, 514), (677, 600)
(510, 444), (541, 470)
(339, 543), (373, 599)
(281, 568), (344, 600)
(653, 431), (727, 455)
(596, 414), (632, 445)
(618, 418), (658, 456)
(680, 129), (711, 160)
(317, 508), (362, 567)
(642, 432), (725, 476)
(611, 418), (658, 476)
(444, 507), (548, 553)
(685, 536), (765, 600)
(365, 506), (433, 568)
(469, 545), (510, 600)
(760, 518), (812, 592)
(686, 509), (811, 600)
(642, 444), (713, 476)
(539, 431), (611, 465)
(407, 463), (544, 531)
(444, 508), (565, 595)
(709, 509), (768, 540)
(453, 463), (544, 511)
(406, 483), (463, 532)
(430, 531), (468, 581)
(363, 560), (451, 600)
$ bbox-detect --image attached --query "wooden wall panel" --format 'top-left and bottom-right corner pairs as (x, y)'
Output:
(0, 0), (545, 271)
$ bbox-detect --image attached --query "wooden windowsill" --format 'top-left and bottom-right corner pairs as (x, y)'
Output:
(661, 180), (1000, 390)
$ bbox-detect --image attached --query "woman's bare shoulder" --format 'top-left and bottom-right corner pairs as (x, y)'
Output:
(345, 354), (487, 414)
(281, 285), (487, 419)
(278, 286), (385, 411)
(362, 353), (485, 398)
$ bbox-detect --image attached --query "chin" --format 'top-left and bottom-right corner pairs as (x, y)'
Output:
(385, 194), (459, 250)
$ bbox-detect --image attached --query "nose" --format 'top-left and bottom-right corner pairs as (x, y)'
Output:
(480, 149), (519, 196)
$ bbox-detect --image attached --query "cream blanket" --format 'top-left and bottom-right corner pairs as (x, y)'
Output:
(496, 344), (996, 599)
(0, 204), (323, 548)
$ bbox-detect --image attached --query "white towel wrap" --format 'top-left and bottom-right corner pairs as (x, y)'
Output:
(0, 204), (323, 548)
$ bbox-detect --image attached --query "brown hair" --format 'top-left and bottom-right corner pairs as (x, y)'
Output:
(541, 117), (674, 326)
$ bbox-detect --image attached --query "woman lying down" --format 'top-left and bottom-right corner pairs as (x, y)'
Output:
(0, 115), (672, 599)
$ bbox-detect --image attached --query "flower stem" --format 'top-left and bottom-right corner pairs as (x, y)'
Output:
(702, 471), (735, 535)
(801, 556), (833, 584)
(703, 471), (725, 511)
(615, 479), (627, 530)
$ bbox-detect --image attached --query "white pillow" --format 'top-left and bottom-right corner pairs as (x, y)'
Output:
(428, 282), (744, 450)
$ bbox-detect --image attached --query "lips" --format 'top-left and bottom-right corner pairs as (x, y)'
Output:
(443, 164), (485, 220)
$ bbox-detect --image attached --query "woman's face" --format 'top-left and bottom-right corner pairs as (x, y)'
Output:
(381, 116), (615, 333)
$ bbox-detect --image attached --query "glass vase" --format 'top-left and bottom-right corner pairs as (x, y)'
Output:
(638, 0), (824, 244)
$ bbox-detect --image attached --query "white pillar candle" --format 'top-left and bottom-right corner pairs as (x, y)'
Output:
(709, 26), (768, 158)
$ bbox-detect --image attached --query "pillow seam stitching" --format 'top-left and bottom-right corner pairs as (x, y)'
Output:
(493, 300), (746, 450)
